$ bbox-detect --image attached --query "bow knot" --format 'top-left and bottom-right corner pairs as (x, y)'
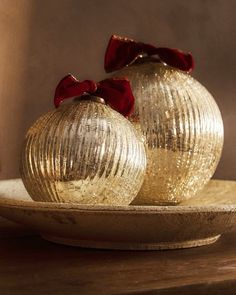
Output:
(54, 74), (134, 117)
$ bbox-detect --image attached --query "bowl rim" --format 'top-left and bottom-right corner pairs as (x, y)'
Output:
(0, 196), (236, 214)
(1, 178), (236, 214)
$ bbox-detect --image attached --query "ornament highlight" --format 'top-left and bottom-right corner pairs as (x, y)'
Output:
(20, 76), (146, 205)
(105, 35), (224, 205)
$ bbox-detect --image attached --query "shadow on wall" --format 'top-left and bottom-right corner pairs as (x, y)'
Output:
(0, 0), (235, 180)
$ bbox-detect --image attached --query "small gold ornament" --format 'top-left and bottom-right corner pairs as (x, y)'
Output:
(20, 77), (146, 205)
(113, 61), (224, 205)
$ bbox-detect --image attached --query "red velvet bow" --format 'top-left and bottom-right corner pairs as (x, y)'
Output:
(54, 74), (134, 117)
(105, 35), (194, 73)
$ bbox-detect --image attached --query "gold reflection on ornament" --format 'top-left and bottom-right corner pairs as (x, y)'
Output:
(20, 98), (146, 205)
(114, 61), (224, 205)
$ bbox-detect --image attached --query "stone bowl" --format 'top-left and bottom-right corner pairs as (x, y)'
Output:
(0, 178), (236, 250)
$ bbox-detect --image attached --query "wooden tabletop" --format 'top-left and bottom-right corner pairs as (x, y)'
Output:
(1, 218), (236, 295)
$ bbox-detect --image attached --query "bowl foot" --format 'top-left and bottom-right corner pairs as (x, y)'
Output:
(41, 234), (221, 250)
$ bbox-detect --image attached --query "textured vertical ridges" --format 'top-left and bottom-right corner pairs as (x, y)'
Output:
(115, 62), (224, 205)
(20, 100), (146, 205)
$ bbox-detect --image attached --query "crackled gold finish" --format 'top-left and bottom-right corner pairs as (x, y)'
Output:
(114, 61), (224, 205)
(20, 98), (146, 205)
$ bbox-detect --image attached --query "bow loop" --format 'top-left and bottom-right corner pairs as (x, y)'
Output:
(54, 75), (97, 108)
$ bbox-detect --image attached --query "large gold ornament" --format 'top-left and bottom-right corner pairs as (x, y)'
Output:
(113, 60), (224, 205)
(20, 97), (146, 205)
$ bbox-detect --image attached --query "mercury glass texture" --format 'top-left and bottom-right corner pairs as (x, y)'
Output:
(20, 99), (146, 205)
(114, 62), (224, 205)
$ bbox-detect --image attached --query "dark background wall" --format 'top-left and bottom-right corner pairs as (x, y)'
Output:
(0, 0), (235, 180)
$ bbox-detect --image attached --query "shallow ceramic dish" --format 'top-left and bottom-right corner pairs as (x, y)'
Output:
(0, 179), (236, 250)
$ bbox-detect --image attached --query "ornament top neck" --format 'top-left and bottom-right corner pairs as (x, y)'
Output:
(132, 55), (161, 66)
(74, 95), (105, 105)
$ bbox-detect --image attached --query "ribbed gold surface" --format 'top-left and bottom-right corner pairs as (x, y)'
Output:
(114, 62), (224, 205)
(20, 99), (146, 205)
